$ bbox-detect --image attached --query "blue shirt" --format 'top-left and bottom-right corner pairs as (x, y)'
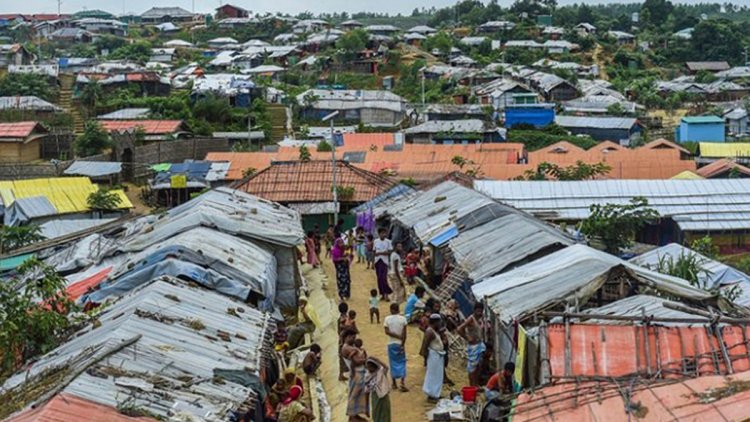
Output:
(404, 294), (418, 319)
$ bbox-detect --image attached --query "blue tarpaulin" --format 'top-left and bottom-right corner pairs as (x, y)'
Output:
(429, 225), (459, 247)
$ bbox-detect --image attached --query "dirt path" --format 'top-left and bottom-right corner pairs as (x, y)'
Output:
(311, 257), (466, 422)
(592, 44), (608, 81)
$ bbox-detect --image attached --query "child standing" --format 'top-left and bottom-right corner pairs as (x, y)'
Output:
(355, 226), (367, 264)
(369, 289), (380, 323)
(405, 247), (420, 284)
(365, 234), (375, 269)
(345, 309), (359, 334)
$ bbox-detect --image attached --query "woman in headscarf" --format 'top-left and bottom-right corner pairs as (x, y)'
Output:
(365, 357), (392, 422)
(305, 231), (320, 268)
(332, 237), (352, 302)
(277, 385), (314, 422)
(341, 329), (369, 421)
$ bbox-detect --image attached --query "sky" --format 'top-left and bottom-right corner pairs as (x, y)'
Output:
(2, 0), (742, 17)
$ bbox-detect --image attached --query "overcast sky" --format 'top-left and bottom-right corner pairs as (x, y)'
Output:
(2, 0), (741, 16)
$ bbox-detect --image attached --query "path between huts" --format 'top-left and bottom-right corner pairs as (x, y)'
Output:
(304, 258), (465, 422)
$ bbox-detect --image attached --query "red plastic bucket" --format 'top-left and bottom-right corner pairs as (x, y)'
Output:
(461, 386), (479, 403)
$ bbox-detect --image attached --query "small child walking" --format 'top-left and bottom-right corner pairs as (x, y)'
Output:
(365, 234), (375, 269)
(369, 289), (380, 323)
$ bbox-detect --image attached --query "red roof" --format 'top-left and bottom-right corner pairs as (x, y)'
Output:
(696, 159), (750, 178)
(237, 160), (393, 203)
(66, 267), (112, 300)
(99, 120), (183, 135)
(32, 14), (70, 21)
(125, 72), (161, 82)
(10, 393), (157, 422)
(0, 121), (45, 139)
(340, 133), (395, 150)
(514, 370), (750, 422)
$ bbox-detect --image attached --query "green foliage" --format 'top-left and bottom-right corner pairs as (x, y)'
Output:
(108, 40), (153, 64)
(694, 70), (718, 84)
(506, 129), (598, 151)
(79, 82), (103, 110)
(193, 94), (232, 125)
(299, 145), (311, 161)
(69, 43), (97, 58)
(0, 73), (55, 101)
(0, 258), (76, 376)
(581, 197), (660, 254)
(606, 103), (629, 116)
(75, 121), (112, 157)
(317, 140), (333, 152)
(0, 225), (43, 254)
(690, 236), (719, 260)
(656, 251), (742, 301)
(95, 35), (127, 52)
(517, 161), (612, 181)
(87, 188), (122, 211)
(690, 19), (744, 64)
(242, 167), (257, 178)
(400, 178), (417, 187)
(451, 155), (483, 178)
(336, 29), (368, 59)
(422, 32), (454, 56)
(334, 185), (356, 199)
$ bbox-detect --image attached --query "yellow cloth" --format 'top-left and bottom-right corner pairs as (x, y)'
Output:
(298, 303), (321, 330)
(278, 401), (305, 422)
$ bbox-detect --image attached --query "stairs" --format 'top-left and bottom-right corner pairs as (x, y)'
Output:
(267, 104), (288, 141)
(58, 74), (85, 136)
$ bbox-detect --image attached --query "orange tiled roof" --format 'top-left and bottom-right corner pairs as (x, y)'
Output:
(10, 393), (157, 422)
(236, 160), (393, 203)
(340, 133), (395, 150)
(99, 120), (183, 135)
(208, 138), (696, 182)
(696, 159), (750, 178)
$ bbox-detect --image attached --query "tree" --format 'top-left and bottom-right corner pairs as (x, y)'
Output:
(87, 188), (122, 211)
(317, 140), (332, 152)
(422, 32), (453, 56)
(0, 73), (54, 101)
(606, 103), (628, 116)
(518, 161), (611, 180)
(0, 225), (43, 254)
(641, 0), (673, 26)
(108, 40), (153, 63)
(79, 82), (103, 110)
(580, 197), (660, 254)
(75, 121), (112, 157)
(694, 69), (718, 84)
(690, 19), (743, 64)
(299, 144), (311, 161)
(0, 258), (75, 376)
(336, 28), (368, 59)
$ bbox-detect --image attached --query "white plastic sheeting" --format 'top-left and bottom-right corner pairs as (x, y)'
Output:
(1, 277), (273, 420)
(472, 244), (718, 324)
(39, 218), (116, 240)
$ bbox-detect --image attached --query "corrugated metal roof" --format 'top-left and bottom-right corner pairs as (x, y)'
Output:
(696, 159), (750, 178)
(576, 294), (713, 325)
(698, 142), (750, 158)
(141, 6), (193, 17)
(2, 277), (273, 421)
(39, 218), (116, 240)
(555, 115), (639, 130)
(350, 183), (418, 215)
(4, 195), (57, 226)
(96, 108), (150, 120)
(0, 177), (132, 214)
(472, 244), (717, 323)
(403, 119), (500, 135)
(474, 179), (750, 231)
(0, 96), (62, 112)
(0, 121), (43, 138)
(296, 89), (406, 113)
(682, 115), (724, 124)
(63, 161), (122, 177)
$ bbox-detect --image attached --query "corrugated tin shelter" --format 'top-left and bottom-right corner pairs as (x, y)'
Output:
(0, 95), (62, 113)
(296, 89), (407, 127)
(472, 244), (722, 325)
(0, 121), (48, 162)
(698, 141), (750, 159)
(696, 158), (750, 178)
(4, 195), (58, 226)
(1, 277), (274, 421)
(555, 115), (643, 145)
(96, 108), (150, 120)
(38, 218), (117, 240)
(474, 179), (750, 247)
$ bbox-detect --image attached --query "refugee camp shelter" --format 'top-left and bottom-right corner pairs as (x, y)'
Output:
(2, 277), (275, 421)
(475, 179), (750, 248)
(0, 121), (48, 162)
(676, 116), (726, 143)
(237, 160), (393, 230)
(554, 115), (643, 145)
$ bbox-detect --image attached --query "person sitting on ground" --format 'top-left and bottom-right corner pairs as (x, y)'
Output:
(270, 367), (304, 410)
(404, 286), (426, 323)
(288, 295), (320, 350)
(369, 289), (380, 324)
(274, 320), (289, 352)
(278, 385), (314, 422)
(302, 344), (323, 376)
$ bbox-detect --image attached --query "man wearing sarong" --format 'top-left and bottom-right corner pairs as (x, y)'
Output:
(420, 314), (447, 402)
(383, 302), (408, 392)
(457, 302), (487, 386)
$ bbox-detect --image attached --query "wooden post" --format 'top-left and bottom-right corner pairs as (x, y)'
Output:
(715, 325), (734, 375)
(539, 321), (550, 385)
(705, 325), (721, 375)
(654, 326), (662, 377)
(642, 309), (652, 376)
(564, 315), (572, 377)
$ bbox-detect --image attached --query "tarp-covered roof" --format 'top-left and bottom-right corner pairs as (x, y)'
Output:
(472, 244), (720, 324)
(2, 277), (273, 421)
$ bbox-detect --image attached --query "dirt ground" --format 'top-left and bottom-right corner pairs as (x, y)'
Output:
(306, 256), (467, 422)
